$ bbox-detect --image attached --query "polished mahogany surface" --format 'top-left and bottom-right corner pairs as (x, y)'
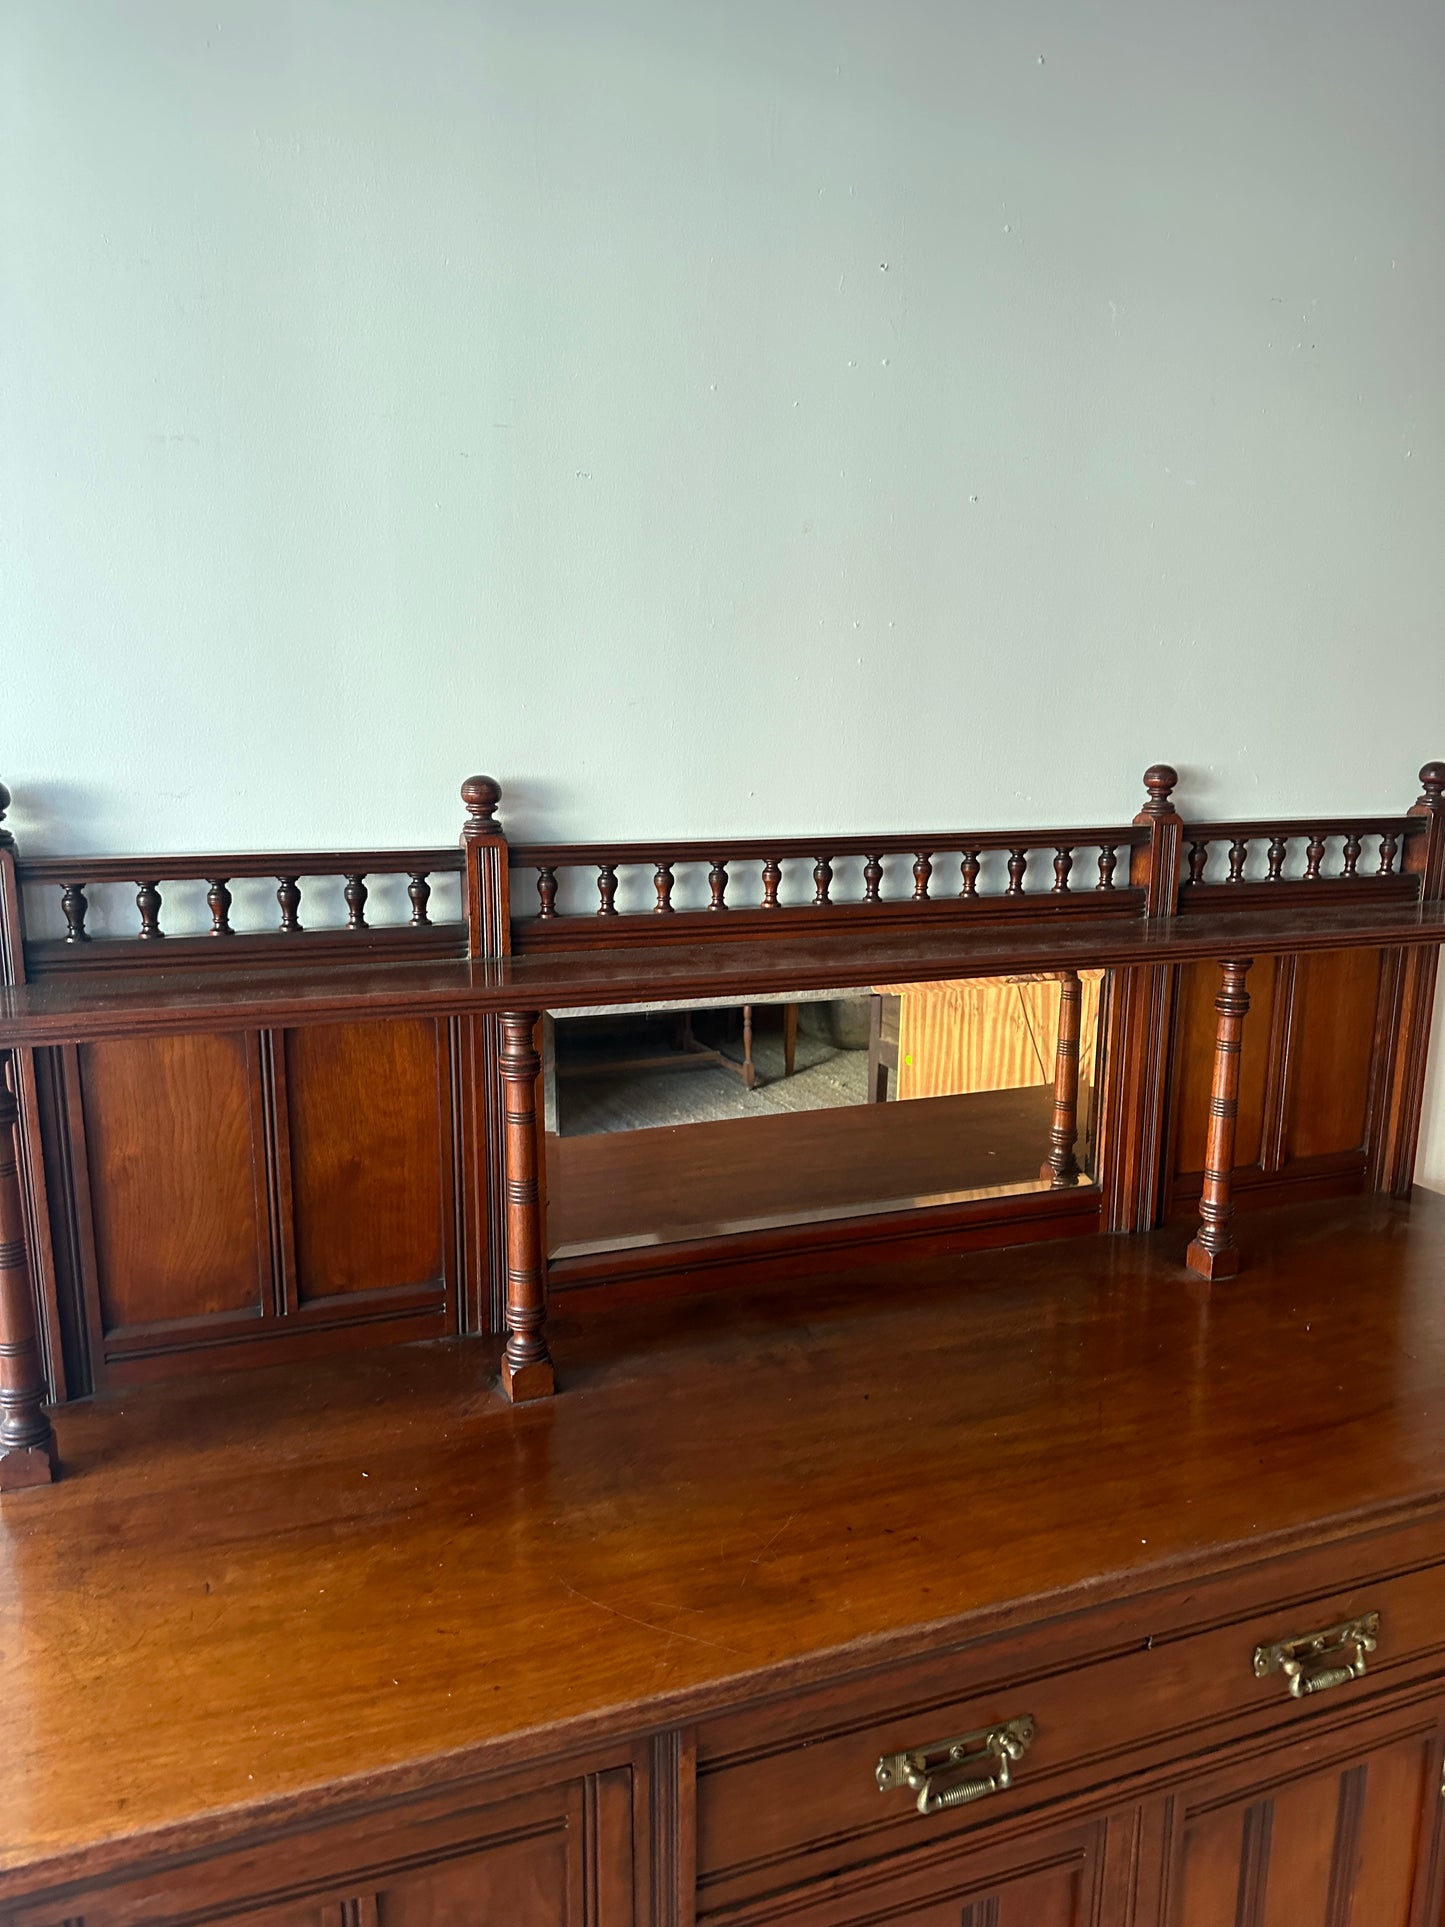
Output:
(4, 1193), (1445, 1890)
(3, 900), (1445, 1046)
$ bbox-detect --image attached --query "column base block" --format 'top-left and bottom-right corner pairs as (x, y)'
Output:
(1040, 1162), (1081, 1188)
(501, 1356), (556, 1403)
(1185, 1238), (1240, 1281)
(0, 1433), (58, 1492)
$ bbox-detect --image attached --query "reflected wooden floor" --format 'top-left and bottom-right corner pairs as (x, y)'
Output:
(546, 1084), (1081, 1256)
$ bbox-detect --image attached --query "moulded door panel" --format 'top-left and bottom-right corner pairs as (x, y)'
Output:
(1153, 1705), (1442, 1927)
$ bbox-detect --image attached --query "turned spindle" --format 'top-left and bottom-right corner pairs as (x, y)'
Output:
(912, 852), (932, 902)
(1052, 848), (1073, 894)
(1341, 834), (1361, 879)
(960, 849), (980, 899)
(761, 857), (782, 909)
(1097, 845), (1118, 891)
(596, 864), (618, 916)
(708, 859), (728, 910)
(1227, 839), (1248, 884)
(276, 877), (302, 933)
(1303, 833), (1325, 883)
(536, 868), (558, 919)
(135, 880), (164, 939)
(1039, 970), (1083, 1187)
(60, 883), (90, 943)
(1186, 958), (1254, 1281)
(1378, 833), (1398, 877)
(653, 862), (675, 914)
(0, 1058), (57, 1490)
(1005, 849), (1028, 897)
(1266, 836), (1287, 883)
(497, 1012), (555, 1402)
(206, 879), (233, 936)
(863, 855), (883, 904)
(344, 874), (369, 930)
(812, 856), (832, 907)
(1186, 842), (1209, 887)
(407, 873), (432, 926)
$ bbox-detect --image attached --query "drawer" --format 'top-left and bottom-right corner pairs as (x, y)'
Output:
(696, 1550), (1445, 1912)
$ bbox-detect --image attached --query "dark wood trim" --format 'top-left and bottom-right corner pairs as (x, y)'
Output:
(25, 923), (468, 978)
(7, 900), (1445, 1050)
(511, 891), (1148, 951)
(1177, 878), (1418, 914)
(0, 1050), (57, 1487)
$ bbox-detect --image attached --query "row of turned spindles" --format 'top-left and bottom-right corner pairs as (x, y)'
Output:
(55, 872), (438, 941)
(1183, 831), (1398, 888)
(533, 844), (1124, 917)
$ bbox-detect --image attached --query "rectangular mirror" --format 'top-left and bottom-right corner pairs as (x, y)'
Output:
(544, 972), (1107, 1260)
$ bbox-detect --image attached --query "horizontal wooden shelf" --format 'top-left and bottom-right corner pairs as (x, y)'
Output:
(3, 899), (1444, 1046)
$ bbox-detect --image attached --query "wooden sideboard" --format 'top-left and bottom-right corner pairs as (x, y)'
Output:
(3, 760), (1445, 1922)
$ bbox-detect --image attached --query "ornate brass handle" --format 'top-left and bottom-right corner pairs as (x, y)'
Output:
(1253, 1612), (1379, 1699)
(876, 1716), (1036, 1815)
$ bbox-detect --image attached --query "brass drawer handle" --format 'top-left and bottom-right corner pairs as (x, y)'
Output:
(1253, 1612), (1379, 1699)
(876, 1716), (1036, 1815)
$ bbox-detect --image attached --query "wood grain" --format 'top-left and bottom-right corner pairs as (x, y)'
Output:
(5, 1193), (1445, 1887)
(1284, 947), (1382, 1162)
(282, 1020), (450, 1304)
(76, 1032), (268, 1331)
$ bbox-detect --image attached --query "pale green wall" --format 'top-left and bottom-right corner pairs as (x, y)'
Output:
(3, 1), (1445, 1172)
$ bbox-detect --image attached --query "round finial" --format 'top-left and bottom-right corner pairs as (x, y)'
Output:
(1418, 762), (1445, 807)
(460, 774), (502, 826)
(1141, 764), (1178, 816)
(0, 779), (12, 851)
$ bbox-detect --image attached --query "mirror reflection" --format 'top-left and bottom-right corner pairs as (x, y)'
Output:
(544, 973), (1106, 1259)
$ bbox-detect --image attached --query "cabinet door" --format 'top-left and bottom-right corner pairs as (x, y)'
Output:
(14, 1769), (635, 1927)
(1147, 1705), (1445, 1927)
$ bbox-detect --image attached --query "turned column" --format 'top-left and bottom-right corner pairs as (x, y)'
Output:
(0, 1054), (57, 1489)
(1186, 959), (1254, 1280)
(1039, 969), (1083, 1187)
(498, 1011), (555, 1401)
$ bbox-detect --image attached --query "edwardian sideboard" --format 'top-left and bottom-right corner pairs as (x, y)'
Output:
(3, 762), (1445, 1926)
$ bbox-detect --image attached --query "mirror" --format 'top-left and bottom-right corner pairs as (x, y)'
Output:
(544, 972), (1107, 1260)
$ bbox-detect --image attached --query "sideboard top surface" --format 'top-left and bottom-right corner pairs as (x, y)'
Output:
(4, 1193), (1445, 1887)
(3, 897), (1444, 1045)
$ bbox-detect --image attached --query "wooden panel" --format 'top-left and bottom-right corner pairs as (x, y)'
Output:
(30, 1772), (634, 1927)
(1285, 947), (1383, 1163)
(1162, 1715), (1439, 1926)
(283, 1020), (450, 1303)
(1171, 957), (1276, 1177)
(711, 1816), (1104, 1926)
(77, 1032), (266, 1331)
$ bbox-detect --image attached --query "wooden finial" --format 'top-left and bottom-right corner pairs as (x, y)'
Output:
(1416, 762), (1445, 810)
(1140, 765), (1179, 818)
(0, 781), (13, 852)
(461, 774), (503, 838)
